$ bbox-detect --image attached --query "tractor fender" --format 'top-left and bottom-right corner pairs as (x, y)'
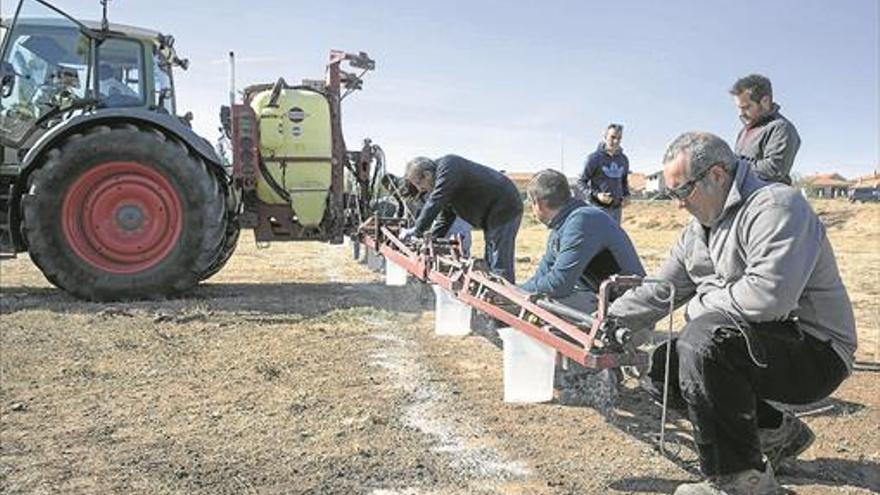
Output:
(9, 109), (226, 251)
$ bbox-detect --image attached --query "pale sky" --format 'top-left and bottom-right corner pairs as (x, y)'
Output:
(3, 0), (878, 178)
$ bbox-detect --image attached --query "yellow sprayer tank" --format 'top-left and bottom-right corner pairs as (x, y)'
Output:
(250, 87), (332, 227)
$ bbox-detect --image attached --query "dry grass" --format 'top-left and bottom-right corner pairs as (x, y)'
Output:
(1, 198), (878, 494)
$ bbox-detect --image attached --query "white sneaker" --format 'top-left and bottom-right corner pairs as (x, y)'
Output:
(674, 461), (784, 495)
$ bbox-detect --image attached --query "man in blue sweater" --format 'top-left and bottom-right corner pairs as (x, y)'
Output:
(521, 169), (644, 312)
(402, 155), (523, 283)
(578, 123), (631, 224)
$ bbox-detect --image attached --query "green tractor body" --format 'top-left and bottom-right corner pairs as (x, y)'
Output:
(0, 0), (382, 300)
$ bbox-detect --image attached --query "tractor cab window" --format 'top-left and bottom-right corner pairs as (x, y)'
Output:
(96, 37), (144, 108)
(0, 21), (90, 145)
(153, 46), (174, 114)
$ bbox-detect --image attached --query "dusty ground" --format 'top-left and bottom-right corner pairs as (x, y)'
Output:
(1, 199), (878, 494)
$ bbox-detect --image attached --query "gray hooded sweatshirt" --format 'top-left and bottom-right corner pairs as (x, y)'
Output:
(609, 161), (857, 372)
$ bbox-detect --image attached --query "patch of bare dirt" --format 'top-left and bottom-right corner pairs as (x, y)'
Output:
(1, 201), (879, 494)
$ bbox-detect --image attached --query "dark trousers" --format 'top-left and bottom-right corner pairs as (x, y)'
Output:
(645, 312), (848, 476)
(587, 198), (622, 224)
(483, 213), (522, 284)
(602, 205), (622, 224)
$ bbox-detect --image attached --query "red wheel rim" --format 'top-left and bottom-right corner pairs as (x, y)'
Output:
(61, 161), (183, 274)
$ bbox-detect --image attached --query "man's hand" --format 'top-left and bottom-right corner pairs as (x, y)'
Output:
(596, 192), (614, 205)
(399, 227), (418, 242)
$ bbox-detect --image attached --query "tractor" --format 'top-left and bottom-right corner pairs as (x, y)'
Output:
(0, 0), (384, 301)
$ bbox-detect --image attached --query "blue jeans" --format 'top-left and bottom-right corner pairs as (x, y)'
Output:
(602, 206), (622, 224)
(445, 217), (472, 257)
(587, 198), (622, 224)
(643, 312), (848, 476)
(483, 213), (522, 284)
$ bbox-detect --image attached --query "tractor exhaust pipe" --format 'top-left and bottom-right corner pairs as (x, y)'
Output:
(100, 0), (110, 31)
(228, 51), (236, 106)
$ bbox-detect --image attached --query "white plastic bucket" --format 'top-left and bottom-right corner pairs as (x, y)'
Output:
(385, 260), (408, 286)
(498, 327), (557, 403)
(432, 286), (472, 336)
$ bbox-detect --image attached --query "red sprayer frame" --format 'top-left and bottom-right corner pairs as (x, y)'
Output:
(359, 216), (652, 369)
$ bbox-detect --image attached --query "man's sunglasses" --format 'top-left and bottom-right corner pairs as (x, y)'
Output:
(668, 166), (714, 201)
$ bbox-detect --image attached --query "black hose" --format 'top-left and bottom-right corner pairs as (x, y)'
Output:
(534, 297), (596, 327)
(257, 159), (291, 202)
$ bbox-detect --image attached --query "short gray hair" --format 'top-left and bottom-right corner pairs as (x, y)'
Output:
(404, 156), (436, 183)
(662, 132), (736, 177)
(526, 169), (571, 209)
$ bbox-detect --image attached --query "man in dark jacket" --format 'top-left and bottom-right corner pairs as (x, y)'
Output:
(578, 123), (630, 223)
(380, 173), (473, 256)
(402, 155), (523, 283)
(731, 74), (801, 185)
(521, 169), (644, 312)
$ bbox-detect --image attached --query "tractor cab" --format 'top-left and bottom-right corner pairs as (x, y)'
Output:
(0, 0), (383, 302)
(0, 0), (235, 301)
(0, 0), (186, 148)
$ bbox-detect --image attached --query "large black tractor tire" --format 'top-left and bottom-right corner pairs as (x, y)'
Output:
(197, 199), (240, 282)
(22, 123), (228, 301)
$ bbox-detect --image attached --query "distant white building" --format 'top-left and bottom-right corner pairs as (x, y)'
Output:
(645, 171), (666, 196)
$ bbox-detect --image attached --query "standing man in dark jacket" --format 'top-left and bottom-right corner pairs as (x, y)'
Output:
(521, 169), (644, 312)
(402, 155), (523, 283)
(731, 74), (801, 185)
(578, 123), (630, 223)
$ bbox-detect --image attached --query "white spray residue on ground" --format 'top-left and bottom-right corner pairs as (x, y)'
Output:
(322, 247), (347, 283)
(369, 330), (532, 481)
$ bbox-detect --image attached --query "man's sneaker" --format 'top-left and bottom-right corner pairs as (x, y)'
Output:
(760, 411), (815, 467)
(674, 462), (784, 495)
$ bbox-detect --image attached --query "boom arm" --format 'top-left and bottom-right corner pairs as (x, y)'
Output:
(358, 215), (673, 369)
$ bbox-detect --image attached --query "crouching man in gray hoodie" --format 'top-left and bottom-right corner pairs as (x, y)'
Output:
(608, 132), (856, 495)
